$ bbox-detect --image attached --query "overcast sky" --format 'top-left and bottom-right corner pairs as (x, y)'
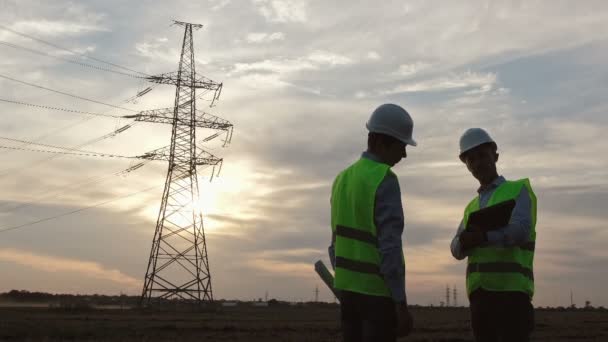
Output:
(0, 0), (607, 307)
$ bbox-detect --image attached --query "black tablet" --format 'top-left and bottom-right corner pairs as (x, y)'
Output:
(467, 199), (516, 232)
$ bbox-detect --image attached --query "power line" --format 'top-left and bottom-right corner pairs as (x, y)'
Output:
(0, 40), (145, 79)
(0, 144), (135, 160)
(0, 122), (221, 176)
(0, 183), (161, 234)
(0, 119), (197, 164)
(77, 123), (136, 145)
(0, 83), (156, 160)
(0, 73), (138, 112)
(0, 121), (137, 177)
(0, 115), (96, 158)
(0, 135), (125, 154)
(123, 85), (158, 104)
(0, 98), (127, 118)
(0, 23), (150, 77)
(1, 144), (219, 216)
(0, 161), (148, 213)
(0, 70), (158, 194)
(0, 102), (142, 177)
(0, 123), (141, 164)
(0, 163), (215, 235)
(0, 24), (159, 156)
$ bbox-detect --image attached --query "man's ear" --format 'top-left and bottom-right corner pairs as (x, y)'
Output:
(495, 152), (500, 163)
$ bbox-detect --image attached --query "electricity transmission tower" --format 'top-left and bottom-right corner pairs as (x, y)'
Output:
(446, 284), (451, 307)
(140, 20), (233, 305)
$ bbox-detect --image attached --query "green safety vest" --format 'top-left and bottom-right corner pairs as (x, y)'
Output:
(463, 178), (537, 297)
(331, 157), (398, 297)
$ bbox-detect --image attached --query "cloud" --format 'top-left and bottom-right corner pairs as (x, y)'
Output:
(307, 50), (353, 66)
(253, 0), (307, 23)
(245, 258), (312, 277)
(231, 50), (353, 75)
(234, 72), (293, 89)
(394, 62), (431, 77)
(254, 248), (324, 264)
(209, 0), (231, 11)
(0, 248), (139, 289)
(246, 32), (285, 43)
(9, 20), (108, 37)
(228, 50), (352, 93)
(232, 58), (313, 74)
(135, 38), (175, 62)
(366, 51), (381, 60)
(386, 71), (497, 94)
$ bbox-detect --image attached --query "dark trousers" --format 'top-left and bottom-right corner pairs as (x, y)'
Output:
(340, 290), (397, 342)
(469, 289), (534, 342)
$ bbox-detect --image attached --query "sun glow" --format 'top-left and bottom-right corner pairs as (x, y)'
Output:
(138, 159), (274, 235)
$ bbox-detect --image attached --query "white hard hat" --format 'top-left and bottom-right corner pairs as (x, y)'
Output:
(366, 103), (417, 146)
(459, 128), (496, 158)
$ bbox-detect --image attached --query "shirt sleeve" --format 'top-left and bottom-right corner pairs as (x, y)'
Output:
(375, 173), (407, 303)
(450, 219), (469, 260)
(486, 186), (532, 247)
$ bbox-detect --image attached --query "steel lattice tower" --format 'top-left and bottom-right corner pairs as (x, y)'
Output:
(140, 21), (232, 305)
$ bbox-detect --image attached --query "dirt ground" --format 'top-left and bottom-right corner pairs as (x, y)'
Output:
(0, 305), (606, 341)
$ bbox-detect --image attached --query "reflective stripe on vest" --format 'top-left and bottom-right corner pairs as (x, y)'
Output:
(336, 225), (378, 246)
(335, 256), (380, 274)
(463, 178), (537, 297)
(331, 158), (392, 297)
(467, 262), (534, 281)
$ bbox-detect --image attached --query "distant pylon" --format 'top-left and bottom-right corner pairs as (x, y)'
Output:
(315, 286), (319, 302)
(140, 20), (233, 305)
(453, 285), (457, 307)
(446, 285), (451, 307)
(570, 289), (574, 308)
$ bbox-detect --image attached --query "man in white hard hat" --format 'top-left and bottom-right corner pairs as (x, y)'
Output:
(329, 103), (415, 341)
(451, 128), (537, 342)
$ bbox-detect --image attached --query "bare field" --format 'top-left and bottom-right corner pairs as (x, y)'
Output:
(0, 305), (607, 341)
